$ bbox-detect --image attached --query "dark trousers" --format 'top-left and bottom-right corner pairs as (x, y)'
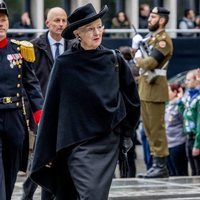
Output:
(141, 126), (152, 170)
(0, 109), (26, 200)
(55, 131), (120, 200)
(0, 138), (6, 200)
(186, 137), (200, 176)
(167, 143), (188, 176)
(119, 130), (137, 178)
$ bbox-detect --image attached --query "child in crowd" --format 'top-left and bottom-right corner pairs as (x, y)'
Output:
(165, 83), (188, 176)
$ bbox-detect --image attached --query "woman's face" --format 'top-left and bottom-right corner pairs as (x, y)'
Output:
(118, 12), (126, 22)
(75, 19), (104, 50)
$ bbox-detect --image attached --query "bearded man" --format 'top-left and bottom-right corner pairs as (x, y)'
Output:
(132, 7), (173, 178)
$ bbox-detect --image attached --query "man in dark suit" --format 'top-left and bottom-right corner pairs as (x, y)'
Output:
(21, 7), (72, 200)
(32, 7), (73, 95)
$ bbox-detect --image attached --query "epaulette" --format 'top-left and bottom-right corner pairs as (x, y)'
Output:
(11, 39), (35, 62)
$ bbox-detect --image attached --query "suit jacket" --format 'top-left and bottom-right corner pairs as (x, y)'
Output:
(31, 31), (73, 96)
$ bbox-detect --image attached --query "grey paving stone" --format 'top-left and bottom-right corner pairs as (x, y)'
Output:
(12, 145), (200, 200)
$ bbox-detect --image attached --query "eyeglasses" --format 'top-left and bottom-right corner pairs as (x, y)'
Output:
(82, 25), (105, 34)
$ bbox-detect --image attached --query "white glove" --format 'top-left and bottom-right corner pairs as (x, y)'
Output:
(133, 50), (142, 63)
(135, 50), (142, 58)
(132, 34), (143, 49)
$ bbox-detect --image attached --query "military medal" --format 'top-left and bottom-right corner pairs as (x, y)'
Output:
(15, 54), (20, 65)
(18, 53), (23, 64)
(7, 54), (14, 68)
(11, 54), (16, 66)
(12, 60), (16, 65)
(10, 63), (14, 68)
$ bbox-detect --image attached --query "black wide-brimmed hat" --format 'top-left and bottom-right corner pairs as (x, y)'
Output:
(62, 3), (108, 39)
(0, 0), (8, 16)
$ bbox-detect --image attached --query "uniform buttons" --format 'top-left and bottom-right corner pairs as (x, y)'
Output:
(16, 102), (19, 107)
(18, 74), (21, 79)
(18, 65), (21, 69)
(17, 84), (20, 88)
(17, 47), (20, 51)
(16, 93), (20, 97)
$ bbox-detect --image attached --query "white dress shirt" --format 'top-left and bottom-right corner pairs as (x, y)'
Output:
(47, 32), (65, 60)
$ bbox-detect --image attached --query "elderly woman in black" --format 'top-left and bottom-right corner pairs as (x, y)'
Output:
(30, 3), (140, 200)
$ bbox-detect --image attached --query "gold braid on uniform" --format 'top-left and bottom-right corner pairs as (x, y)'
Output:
(11, 39), (35, 62)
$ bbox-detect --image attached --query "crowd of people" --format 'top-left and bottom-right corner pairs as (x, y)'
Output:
(0, 0), (200, 200)
(8, 3), (200, 40)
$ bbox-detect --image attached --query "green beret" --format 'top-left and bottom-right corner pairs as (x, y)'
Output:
(151, 7), (170, 16)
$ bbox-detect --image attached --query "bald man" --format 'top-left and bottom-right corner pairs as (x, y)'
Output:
(21, 7), (73, 200)
(32, 7), (70, 95)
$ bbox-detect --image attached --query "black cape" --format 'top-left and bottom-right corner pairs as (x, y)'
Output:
(30, 44), (140, 193)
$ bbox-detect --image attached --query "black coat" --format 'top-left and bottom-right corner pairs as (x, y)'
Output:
(31, 31), (73, 96)
(30, 44), (140, 194)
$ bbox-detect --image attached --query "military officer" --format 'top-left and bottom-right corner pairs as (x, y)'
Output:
(0, 1), (43, 199)
(132, 7), (173, 178)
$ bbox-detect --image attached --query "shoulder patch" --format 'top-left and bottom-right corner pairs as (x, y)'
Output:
(11, 39), (35, 62)
(158, 41), (166, 48)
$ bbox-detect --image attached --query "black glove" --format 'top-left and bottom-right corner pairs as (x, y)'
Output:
(121, 136), (133, 153)
(119, 136), (133, 178)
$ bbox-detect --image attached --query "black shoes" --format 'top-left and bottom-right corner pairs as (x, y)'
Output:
(137, 156), (169, 178)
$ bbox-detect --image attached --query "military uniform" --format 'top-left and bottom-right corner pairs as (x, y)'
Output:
(0, 37), (43, 200)
(138, 28), (173, 157)
(135, 7), (173, 178)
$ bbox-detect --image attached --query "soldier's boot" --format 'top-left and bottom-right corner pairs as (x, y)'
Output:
(137, 166), (154, 178)
(137, 157), (169, 178)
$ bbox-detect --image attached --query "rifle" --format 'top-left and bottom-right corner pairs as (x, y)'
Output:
(131, 24), (150, 58)
(132, 25), (159, 84)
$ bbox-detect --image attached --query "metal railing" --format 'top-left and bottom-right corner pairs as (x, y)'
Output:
(7, 28), (200, 38)
(8, 28), (200, 34)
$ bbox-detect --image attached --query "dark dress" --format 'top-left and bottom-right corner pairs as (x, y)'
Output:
(30, 43), (140, 199)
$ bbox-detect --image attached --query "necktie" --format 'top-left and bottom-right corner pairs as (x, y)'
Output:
(55, 43), (60, 59)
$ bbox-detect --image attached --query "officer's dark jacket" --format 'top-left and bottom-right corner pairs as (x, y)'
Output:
(30, 43), (140, 194)
(31, 31), (73, 95)
(0, 39), (43, 111)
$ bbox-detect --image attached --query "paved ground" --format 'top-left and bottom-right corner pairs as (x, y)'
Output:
(12, 145), (145, 199)
(12, 176), (40, 200)
(110, 177), (200, 199)
(12, 145), (200, 200)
